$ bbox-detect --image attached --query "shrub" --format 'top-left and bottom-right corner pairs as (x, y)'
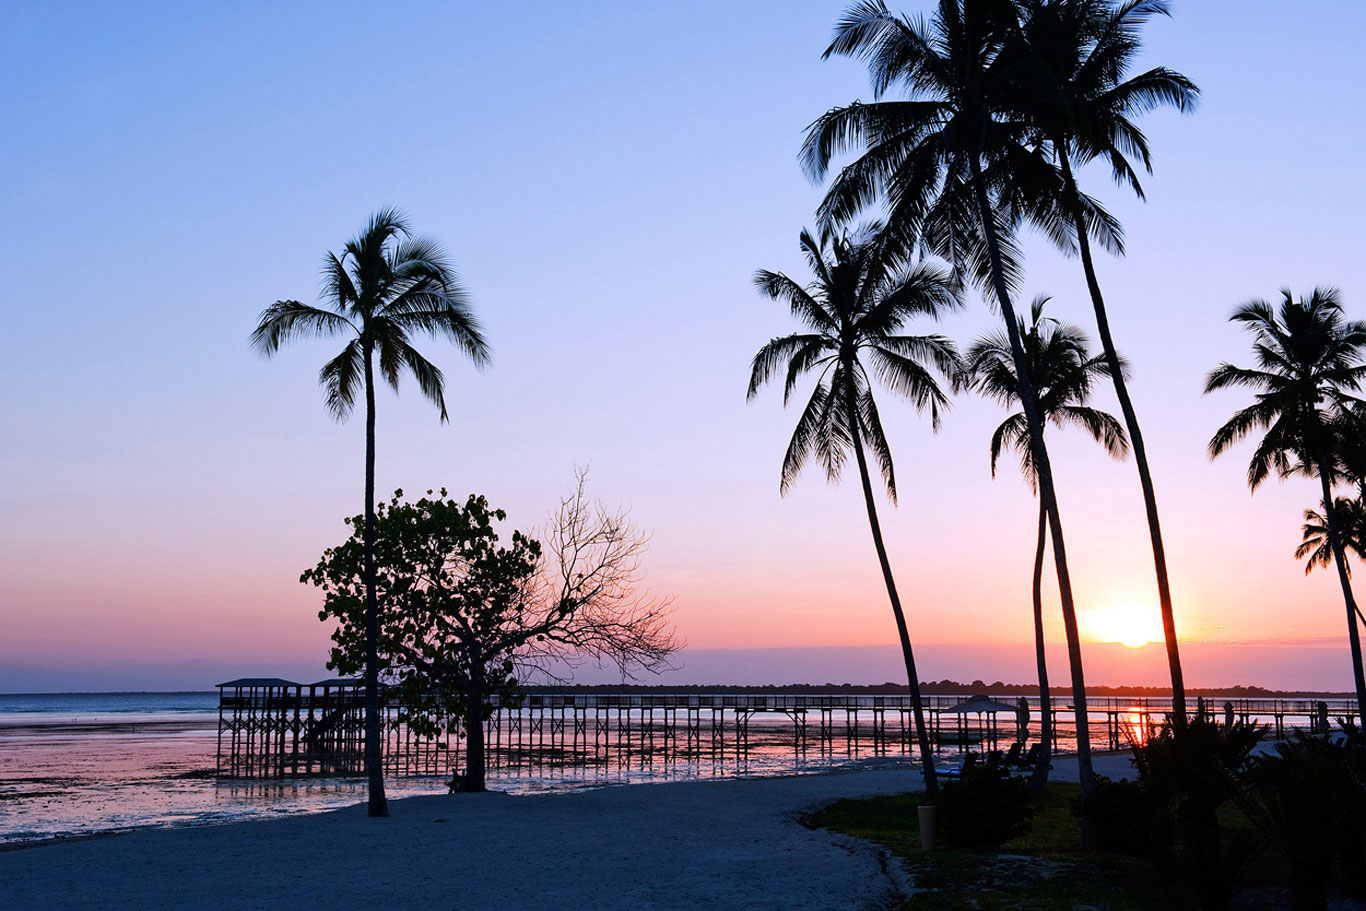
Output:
(937, 765), (1037, 849)
(1241, 726), (1366, 908)
(1132, 716), (1267, 910)
(1087, 774), (1153, 857)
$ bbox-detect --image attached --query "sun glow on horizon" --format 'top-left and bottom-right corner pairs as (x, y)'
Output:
(1082, 602), (1168, 650)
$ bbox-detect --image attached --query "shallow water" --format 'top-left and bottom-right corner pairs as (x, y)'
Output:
(0, 693), (912, 845)
(1, 691), (1332, 846)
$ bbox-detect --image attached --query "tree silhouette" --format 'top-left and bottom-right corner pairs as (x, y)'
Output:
(748, 225), (959, 795)
(1206, 288), (1366, 714)
(966, 296), (1127, 790)
(305, 478), (676, 793)
(1297, 498), (1366, 578)
(1007, 0), (1199, 726)
(804, 0), (1108, 831)
(251, 208), (489, 816)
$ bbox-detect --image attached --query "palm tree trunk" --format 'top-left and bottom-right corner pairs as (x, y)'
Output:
(845, 387), (939, 798)
(1309, 424), (1366, 715)
(969, 158), (1096, 845)
(1058, 148), (1188, 729)
(362, 346), (388, 817)
(1030, 498), (1053, 792)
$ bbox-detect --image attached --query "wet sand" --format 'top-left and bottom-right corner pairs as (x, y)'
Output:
(0, 754), (1136, 911)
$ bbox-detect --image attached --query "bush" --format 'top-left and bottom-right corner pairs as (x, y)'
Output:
(1087, 774), (1153, 857)
(937, 765), (1037, 849)
(1132, 716), (1267, 910)
(1242, 727), (1366, 908)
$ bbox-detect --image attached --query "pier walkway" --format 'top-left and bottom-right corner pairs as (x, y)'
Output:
(216, 679), (1359, 779)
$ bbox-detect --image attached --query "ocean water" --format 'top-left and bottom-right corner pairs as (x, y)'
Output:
(0, 692), (906, 845)
(3, 690), (1338, 846)
(0, 692), (400, 845)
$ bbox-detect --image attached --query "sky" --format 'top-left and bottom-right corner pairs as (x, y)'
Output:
(3, 1), (1366, 692)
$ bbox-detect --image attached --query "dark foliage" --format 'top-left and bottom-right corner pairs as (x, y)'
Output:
(1086, 774), (1153, 857)
(1238, 725), (1366, 909)
(1132, 717), (1267, 910)
(938, 765), (1038, 849)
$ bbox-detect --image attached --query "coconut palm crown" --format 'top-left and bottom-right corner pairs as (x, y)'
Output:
(966, 295), (1126, 791)
(1206, 287), (1366, 715)
(1298, 499), (1366, 578)
(748, 224), (959, 796)
(251, 208), (488, 423)
(250, 208), (489, 817)
(803, 0), (1125, 292)
(966, 295), (1128, 485)
(805, 0), (1109, 830)
(1003, 0), (1201, 731)
(748, 225), (961, 499)
(1206, 289), (1366, 490)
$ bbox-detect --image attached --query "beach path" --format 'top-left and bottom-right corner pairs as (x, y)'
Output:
(2, 754), (1135, 910)
(2, 767), (926, 911)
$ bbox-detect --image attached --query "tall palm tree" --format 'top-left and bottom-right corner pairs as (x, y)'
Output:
(1298, 498), (1366, 577)
(251, 209), (489, 816)
(966, 296), (1127, 790)
(804, 0), (1107, 828)
(1008, 0), (1200, 727)
(748, 225), (960, 796)
(1205, 288), (1366, 714)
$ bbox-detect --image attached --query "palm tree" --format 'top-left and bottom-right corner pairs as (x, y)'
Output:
(966, 296), (1127, 790)
(251, 209), (489, 816)
(804, 0), (1107, 828)
(1298, 498), (1366, 577)
(1205, 288), (1366, 714)
(748, 225), (960, 796)
(1007, 0), (1200, 727)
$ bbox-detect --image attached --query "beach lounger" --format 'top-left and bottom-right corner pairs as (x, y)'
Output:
(940, 751), (980, 779)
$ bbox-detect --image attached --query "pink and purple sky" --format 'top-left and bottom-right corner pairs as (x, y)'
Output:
(3, 2), (1365, 692)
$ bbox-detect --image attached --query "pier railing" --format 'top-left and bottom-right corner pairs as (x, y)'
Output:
(215, 679), (1360, 779)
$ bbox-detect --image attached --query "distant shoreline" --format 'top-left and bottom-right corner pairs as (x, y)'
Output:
(519, 682), (1357, 699)
(2, 683), (1355, 699)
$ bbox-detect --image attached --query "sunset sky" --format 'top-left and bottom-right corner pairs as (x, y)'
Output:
(3, 1), (1365, 692)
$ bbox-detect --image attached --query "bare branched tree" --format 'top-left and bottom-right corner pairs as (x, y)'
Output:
(516, 471), (678, 681)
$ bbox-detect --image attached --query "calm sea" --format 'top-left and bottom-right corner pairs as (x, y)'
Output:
(0, 692), (897, 845)
(7, 690), (1336, 846)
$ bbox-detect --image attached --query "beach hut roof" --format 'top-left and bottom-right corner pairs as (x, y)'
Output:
(944, 694), (1020, 714)
(216, 677), (300, 688)
(308, 678), (363, 687)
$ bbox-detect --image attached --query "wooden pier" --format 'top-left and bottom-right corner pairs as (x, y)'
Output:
(216, 679), (1360, 779)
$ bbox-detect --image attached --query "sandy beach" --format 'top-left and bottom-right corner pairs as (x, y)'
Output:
(0, 755), (1136, 911)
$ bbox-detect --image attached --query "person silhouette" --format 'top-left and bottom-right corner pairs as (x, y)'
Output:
(1015, 697), (1030, 743)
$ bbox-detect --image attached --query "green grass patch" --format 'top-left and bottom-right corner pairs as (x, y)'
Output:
(808, 784), (1190, 910)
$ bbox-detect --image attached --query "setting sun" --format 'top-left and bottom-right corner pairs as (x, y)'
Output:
(1082, 603), (1166, 649)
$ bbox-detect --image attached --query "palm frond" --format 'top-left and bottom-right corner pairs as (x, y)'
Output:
(250, 300), (356, 355)
(747, 333), (832, 402)
(318, 338), (364, 421)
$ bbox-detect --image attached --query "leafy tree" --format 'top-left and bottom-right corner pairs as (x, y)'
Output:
(1205, 288), (1366, 714)
(748, 225), (960, 795)
(251, 209), (489, 815)
(304, 476), (677, 792)
(966, 296), (1127, 790)
(804, 0), (1109, 829)
(1007, 0), (1200, 725)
